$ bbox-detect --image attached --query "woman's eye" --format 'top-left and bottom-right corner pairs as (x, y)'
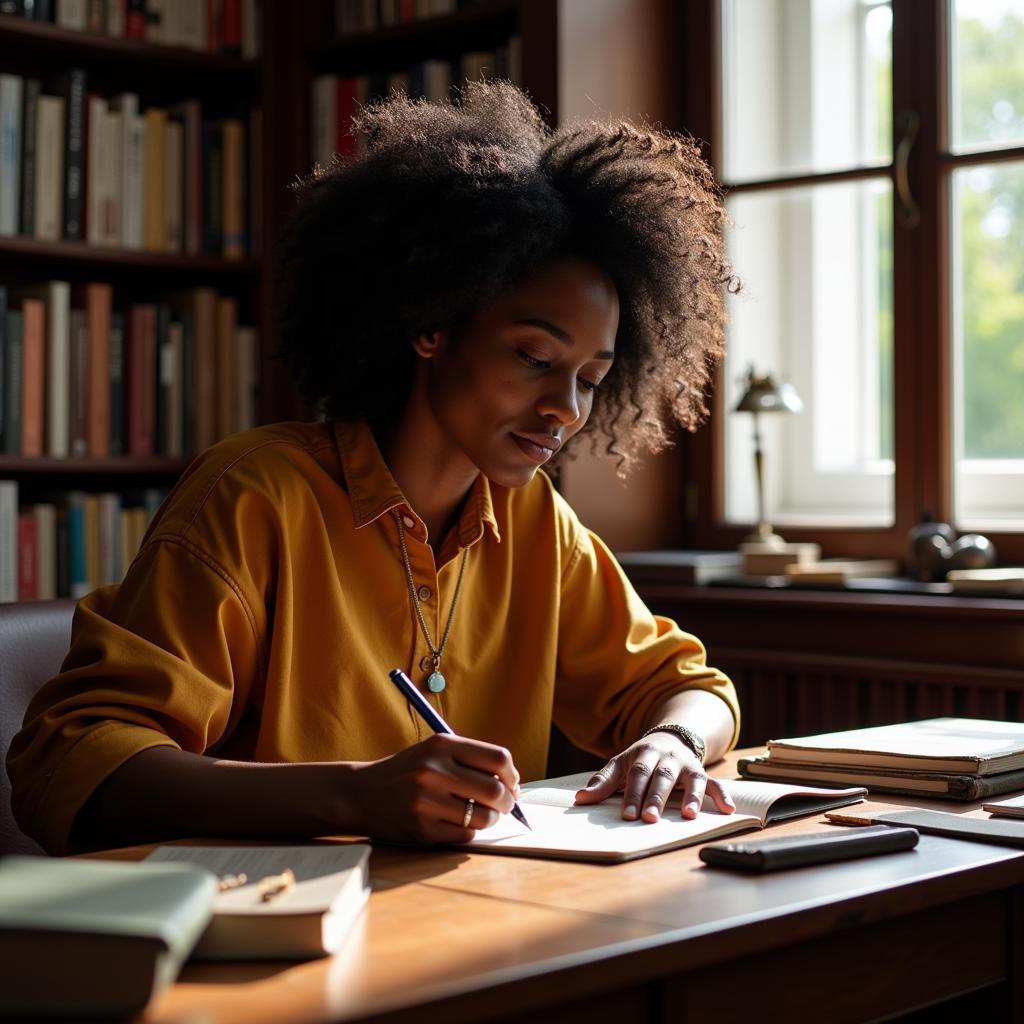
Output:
(518, 350), (550, 369)
(578, 378), (601, 393)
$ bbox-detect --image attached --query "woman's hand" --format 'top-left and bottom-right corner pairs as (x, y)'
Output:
(573, 731), (735, 822)
(346, 734), (520, 845)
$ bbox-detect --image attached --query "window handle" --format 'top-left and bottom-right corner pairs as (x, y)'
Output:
(895, 109), (921, 229)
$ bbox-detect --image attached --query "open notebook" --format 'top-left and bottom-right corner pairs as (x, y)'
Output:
(467, 771), (867, 863)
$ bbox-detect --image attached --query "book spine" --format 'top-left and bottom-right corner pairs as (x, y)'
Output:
(0, 481), (18, 602)
(143, 106), (166, 251)
(34, 94), (65, 241)
(222, 0), (241, 55)
(83, 492), (99, 590)
(86, 282), (111, 457)
(0, 74), (22, 236)
(3, 310), (21, 455)
(19, 77), (40, 236)
(214, 295), (236, 439)
(153, 303), (170, 454)
(85, 0), (103, 33)
(32, 502), (57, 599)
(164, 116), (183, 252)
(110, 94), (142, 248)
(85, 93), (105, 244)
(45, 281), (71, 458)
(20, 300), (44, 456)
(108, 310), (125, 454)
(56, 0), (87, 28)
(200, 120), (222, 255)
(0, 286), (5, 449)
(125, 0), (145, 38)
(126, 304), (155, 455)
(221, 118), (244, 259)
(56, 497), (70, 598)
(17, 512), (37, 600)
(68, 307), (88, 456)
(60, 68), (86, 241)
(106, 0), (126, 36)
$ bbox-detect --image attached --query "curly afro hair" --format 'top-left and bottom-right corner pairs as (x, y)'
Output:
(277, 80), (736, 473)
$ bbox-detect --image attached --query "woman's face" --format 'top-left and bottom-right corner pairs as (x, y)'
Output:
(416, 257), (619, 488)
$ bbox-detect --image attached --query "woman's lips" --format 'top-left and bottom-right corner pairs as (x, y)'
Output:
(510, 433), (557, 464)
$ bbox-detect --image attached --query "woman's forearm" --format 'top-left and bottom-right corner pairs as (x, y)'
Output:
(71, 746), (358, 851)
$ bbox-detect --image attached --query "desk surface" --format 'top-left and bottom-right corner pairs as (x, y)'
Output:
(140, 751), (1024, 1024)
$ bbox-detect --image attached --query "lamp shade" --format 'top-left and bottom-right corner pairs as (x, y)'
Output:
(734, 368), (802, 414)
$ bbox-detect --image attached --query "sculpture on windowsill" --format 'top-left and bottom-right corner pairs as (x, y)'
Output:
(906, 517), (996, 582)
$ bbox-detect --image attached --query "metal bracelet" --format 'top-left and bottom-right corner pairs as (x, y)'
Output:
(641, 723), (707, 764)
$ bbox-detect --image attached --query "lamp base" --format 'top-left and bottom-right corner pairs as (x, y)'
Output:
(742, 523), (786, 546)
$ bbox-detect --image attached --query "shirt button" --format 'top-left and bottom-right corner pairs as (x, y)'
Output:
(402, 515), (415, 530)
(419, 655), (434, 672)
(417, 586), (431, 601)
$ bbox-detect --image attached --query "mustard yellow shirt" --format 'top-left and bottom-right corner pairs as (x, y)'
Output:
(8, 420), (739, 854)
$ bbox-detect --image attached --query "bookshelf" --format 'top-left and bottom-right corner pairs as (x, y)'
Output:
(0, 0), (277, 601)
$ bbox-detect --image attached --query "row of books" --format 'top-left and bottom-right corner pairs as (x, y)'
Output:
(0, 282), (260, 460)
(334, 0), (495, 35)
(310, 39), (521, 165)
(0, 71), (259, 257)
(0, 0), (262, 57)
(0, 481), (166, 601)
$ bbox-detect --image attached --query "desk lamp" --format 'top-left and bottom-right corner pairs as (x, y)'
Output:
(734, 366), (802, 546)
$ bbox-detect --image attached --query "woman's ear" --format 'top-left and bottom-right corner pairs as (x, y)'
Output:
(411, 329), (445, 359)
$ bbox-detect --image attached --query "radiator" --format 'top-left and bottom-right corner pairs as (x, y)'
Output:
(716, 648), (1024, 746)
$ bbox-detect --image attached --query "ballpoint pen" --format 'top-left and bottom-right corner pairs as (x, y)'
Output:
(388, 668), (532, 831)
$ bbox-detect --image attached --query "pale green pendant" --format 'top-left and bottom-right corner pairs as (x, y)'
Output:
(427, 671), (446, 693)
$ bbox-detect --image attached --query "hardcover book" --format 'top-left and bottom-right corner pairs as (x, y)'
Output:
(766, 718), (1024, 777)
(0, 855), (216, 1019)
(738, 754), (1024, 802)
(146, 844), (371, 959)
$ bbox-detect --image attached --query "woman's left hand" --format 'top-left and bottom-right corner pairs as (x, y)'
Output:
(573, 731), (735, 822)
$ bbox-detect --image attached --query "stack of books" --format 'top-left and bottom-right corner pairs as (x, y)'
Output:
(738, 718), (1024, 801)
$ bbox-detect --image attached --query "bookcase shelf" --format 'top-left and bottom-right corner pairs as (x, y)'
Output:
(0, 15), (260, 79)
(307, 2), (518, 70)
(0, 238), (259, 278)
(0, 456), (190, 477)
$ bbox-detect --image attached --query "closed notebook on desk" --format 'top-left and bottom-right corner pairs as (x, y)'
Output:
(467, 772), (867, 863)
(738, 754), (1024, 801)
(0, 855), (216, 1019)
(767, 718), (1024, 776)
(146, 844), (370, 960)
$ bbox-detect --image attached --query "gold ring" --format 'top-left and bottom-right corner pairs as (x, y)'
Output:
(462, 798), (475, 828)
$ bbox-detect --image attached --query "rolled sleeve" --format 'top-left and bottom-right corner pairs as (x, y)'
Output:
(553, 527), (740, 760)
(6, 537), (264, 854)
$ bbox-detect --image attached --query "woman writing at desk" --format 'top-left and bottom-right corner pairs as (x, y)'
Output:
(9, 82), (740, 854)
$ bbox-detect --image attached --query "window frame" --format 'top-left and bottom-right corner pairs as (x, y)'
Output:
(680, 0), (1024, 564)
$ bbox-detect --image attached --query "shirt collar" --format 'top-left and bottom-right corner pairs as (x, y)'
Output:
(333, 420), (501, 544)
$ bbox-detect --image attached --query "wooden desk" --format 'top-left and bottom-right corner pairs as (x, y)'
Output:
(143, 752), (1024, 1024)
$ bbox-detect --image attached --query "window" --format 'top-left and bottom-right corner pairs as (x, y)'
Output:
(684, 0), (1024, 561)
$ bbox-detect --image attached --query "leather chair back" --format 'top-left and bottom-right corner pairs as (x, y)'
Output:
(1, 599), (76, 856)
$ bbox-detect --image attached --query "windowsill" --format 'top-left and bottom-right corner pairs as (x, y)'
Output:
(706, 574), (1024, 599)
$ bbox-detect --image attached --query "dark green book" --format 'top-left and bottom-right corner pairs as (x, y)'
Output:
(0, 855), (216, 1019)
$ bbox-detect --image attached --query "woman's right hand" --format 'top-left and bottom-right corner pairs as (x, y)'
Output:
(342, 734), (520, 845)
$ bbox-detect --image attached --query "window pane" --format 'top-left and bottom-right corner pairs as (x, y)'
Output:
(721, 0), (892, 183)
(951, 0), (1024, 154)
(952, 161), (1024, 524)
(724, 180), (894, 525)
